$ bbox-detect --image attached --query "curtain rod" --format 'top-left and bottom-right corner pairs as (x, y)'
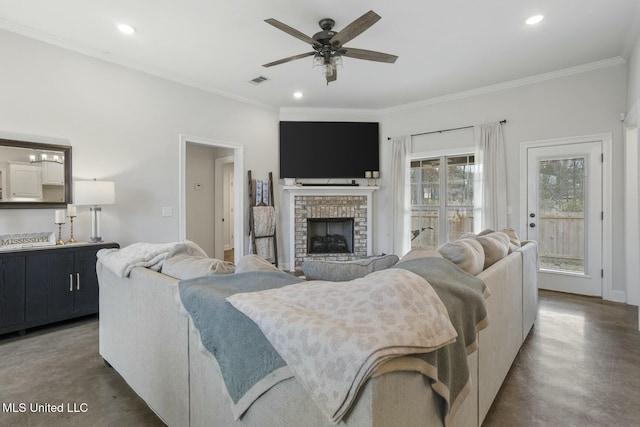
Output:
(387, 119), (507, 140)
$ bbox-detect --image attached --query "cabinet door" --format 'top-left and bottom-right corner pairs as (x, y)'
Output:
(42, 162), (65, 185)
(26, 253), (75, 322)
(0, 256), (26, 329)
(47, 253), (75, 320)
(73, 248), (101, 315)
(25, 254), (49, 323)
(9, 163), (43, 199)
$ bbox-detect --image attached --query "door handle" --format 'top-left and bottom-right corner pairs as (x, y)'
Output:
(69, 274), (73, 291)
(76, 273), (80, 290)
(529, 213), (536, 218)
(529, 223), (536, 228)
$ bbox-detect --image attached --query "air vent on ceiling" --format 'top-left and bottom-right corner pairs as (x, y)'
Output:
(249, 75), (270, 85)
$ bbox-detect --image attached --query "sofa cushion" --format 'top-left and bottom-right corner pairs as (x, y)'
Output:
(302, 254), (400, 281)
(437, 239), (485, 275)
(399, 248), (443, 263)
(235, 254), (280, 273)
(162, 254), (235, 280)
(501, 228), (521, 252)
(472, 232), (511, 269)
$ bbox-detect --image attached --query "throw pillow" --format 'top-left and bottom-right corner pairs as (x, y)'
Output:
(399, 248), (443, 263)
(437, 239), (485, 275)
(500, 227), (521, 252)
(162, 254), (235, 280)
(302, 254), (400, 281)
(473, 232), (511, 269)
(235, 254), (280, 273)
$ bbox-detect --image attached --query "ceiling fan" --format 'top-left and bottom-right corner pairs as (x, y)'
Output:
(263, 10), (398, 84)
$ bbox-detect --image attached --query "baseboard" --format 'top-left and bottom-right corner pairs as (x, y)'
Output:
(608, 290), (626, 303)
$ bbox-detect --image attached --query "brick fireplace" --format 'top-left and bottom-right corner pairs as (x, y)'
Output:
(284, 186), (377, 271)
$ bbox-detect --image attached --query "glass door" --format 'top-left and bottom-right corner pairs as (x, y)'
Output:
(526, 142), (602, 296)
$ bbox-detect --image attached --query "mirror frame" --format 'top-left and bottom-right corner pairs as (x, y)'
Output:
(0, 138), (72, 209)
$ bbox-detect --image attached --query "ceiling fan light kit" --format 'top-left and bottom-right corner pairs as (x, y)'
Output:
(263, 10), (398, 84)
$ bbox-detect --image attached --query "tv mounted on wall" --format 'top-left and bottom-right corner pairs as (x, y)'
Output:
(279, 121), (379, 179)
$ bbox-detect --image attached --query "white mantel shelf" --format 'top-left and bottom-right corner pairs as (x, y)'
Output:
(283, 185), (379, 195)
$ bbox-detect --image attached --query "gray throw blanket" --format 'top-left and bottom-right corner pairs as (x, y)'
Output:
(178, 271), (302, 418)
(392, 256), (489, 425)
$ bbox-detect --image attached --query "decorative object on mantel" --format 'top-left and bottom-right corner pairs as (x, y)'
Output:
(54, 209), (66, 245)
(66, 203), (77, 244)
(372, 170), (380, 186)
(0, 231), (56, 249)
(74, 179), (116, 243)
(365, 171), (371, 185)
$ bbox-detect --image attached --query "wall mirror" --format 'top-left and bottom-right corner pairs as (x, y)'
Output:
(0, 138), (72, 208)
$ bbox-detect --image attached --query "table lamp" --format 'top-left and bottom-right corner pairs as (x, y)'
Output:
(73, 179), (115, 242)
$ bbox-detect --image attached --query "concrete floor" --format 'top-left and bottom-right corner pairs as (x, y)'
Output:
(0, 290), (638, 427)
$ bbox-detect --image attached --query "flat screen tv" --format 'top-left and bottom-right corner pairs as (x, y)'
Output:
(279, 121), (379, 179)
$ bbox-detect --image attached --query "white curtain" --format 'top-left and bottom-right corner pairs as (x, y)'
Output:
(391, 136), (412, 256)
(474, 122), (507, 231)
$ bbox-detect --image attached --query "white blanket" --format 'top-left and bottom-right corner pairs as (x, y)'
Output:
(97, 241), (207, 278)
(227, 268), (457, 424)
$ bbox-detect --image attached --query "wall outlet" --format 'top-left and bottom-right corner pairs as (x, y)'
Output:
(162, 207), (173, 217)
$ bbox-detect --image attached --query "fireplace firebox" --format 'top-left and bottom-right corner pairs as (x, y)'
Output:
(307, 218), (354, 254)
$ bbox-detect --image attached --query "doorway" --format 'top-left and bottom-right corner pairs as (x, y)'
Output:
(215, 155), (234, 262)
(179, 135), (244, 263)
(520, 134), (612, 298)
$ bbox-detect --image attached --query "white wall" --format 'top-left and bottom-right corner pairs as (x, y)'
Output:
(626, 12), (640, 116)
(379, 64), (628, 295)
(0, 29), (279, 248)
(624, 24), (640, 311)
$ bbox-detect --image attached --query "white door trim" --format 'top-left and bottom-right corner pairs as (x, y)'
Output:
(519, 133), (614, 301)
(215, 155), (234, 255)
(179, 134), (244, 263)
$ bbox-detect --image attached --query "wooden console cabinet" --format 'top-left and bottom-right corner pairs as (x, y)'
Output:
(0, 242), (119, 335)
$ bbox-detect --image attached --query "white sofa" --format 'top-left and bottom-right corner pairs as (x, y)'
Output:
(98, 241), (537, 427)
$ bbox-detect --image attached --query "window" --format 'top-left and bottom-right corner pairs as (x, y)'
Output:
(410, 154), (475, 247)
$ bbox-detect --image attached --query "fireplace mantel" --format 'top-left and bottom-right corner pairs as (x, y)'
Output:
(284, 186), (379, 271)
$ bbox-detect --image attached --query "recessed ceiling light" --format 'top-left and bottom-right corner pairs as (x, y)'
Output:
(526, 15), (544, 25)
(116, 23), (136, 34)
(293, 91), (303, 99)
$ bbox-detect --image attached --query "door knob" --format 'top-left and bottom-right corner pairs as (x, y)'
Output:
(529, 213), (536, 218)
(529, 223), (536, 228)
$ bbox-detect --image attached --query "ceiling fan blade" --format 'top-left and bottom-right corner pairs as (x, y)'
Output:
(341, 47), (398, 63)
(326, 68), (337, 84)
(330, 10), (381, 47)
(264, 18), (321, 47)
(263, 52), (316, 67)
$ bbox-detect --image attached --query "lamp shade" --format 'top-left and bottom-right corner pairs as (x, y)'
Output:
(74, 180), (115, 205)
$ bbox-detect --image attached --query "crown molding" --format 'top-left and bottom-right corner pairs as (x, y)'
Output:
(380, 57), (627, 115)
(279, 107), (380, 118)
